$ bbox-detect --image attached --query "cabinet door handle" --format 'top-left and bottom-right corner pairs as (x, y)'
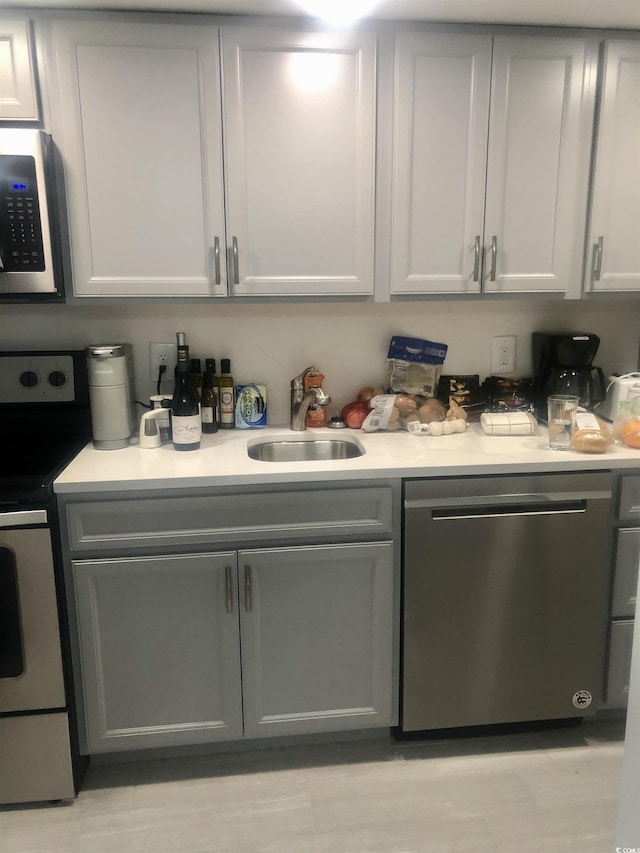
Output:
(213, 237), (221, 285)
(489, 236), (497, 282)
(592, 236), (604, 282)
(232, 236), (239, 285)
(225, 565), (233, 614)
(244, 564), (252, 612)
(473, 235), (481, 282)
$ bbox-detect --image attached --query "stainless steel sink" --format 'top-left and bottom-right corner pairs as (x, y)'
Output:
(247, 435), (364, 462)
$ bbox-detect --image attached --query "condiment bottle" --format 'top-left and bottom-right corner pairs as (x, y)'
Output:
(201, 369), (218, 434)
(219, 358), (235, 429)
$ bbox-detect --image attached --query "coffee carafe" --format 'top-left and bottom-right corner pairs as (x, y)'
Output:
(532, 332), (606, 414)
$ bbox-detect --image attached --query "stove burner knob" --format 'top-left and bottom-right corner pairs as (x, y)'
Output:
(19, 370), (39, 388)
(48, 370), (68, 388)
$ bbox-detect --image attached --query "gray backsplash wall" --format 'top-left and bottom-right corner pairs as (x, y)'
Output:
(2, 299), (639, 424)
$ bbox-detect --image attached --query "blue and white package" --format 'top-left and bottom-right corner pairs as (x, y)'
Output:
(386, 335), (448, 397)
(235, 384), (267, 428)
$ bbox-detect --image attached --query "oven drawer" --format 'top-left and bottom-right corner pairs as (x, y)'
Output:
(64, 486), (394, 553)
(0, 713), (75, 804)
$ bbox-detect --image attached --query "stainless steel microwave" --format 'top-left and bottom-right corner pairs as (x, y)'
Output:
(0, 129), (66, 301)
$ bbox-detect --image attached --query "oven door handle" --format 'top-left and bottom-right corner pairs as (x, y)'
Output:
(0, 509), (48, 528)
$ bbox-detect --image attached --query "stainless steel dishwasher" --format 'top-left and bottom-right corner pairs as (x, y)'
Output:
(402, 472), (612, 733)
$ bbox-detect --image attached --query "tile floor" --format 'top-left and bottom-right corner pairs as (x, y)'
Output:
(0, 718), (626, 853)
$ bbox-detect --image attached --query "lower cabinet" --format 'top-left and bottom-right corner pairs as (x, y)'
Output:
(72, 540), (394, 753)
(604, 475), (640, 708)
(72, 552), (243, 753)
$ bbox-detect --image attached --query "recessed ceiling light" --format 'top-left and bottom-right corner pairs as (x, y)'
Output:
(296, 0), (378, 26)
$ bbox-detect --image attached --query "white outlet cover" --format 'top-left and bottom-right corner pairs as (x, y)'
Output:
(491, 336), (516, 374)
(149, 342), (177, 380)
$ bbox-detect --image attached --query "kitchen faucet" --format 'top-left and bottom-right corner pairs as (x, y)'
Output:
(290, 367), (331, 431)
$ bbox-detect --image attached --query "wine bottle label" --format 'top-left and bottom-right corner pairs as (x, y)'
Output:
(220, 388), (234, 423)
(201, 406), (214, 424)
(172, 414), (202, 444)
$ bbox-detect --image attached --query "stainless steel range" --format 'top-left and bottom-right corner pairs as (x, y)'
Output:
(0, 350), (91, 804)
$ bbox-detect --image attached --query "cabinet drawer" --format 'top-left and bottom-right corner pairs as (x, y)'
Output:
(619, 476), (640, 522)
(606, 619), (634, 708)
(65, 487), (394, 553)
(613, 529), (640, 618)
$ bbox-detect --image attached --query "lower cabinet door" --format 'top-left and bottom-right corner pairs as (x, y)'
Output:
(238, 542), (395, 738)
(72, 553), (242, 753)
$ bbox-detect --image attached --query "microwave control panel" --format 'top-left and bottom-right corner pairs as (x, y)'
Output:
(0, 154), (46, 273)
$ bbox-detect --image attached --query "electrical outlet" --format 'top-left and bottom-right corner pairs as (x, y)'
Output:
(491, 335), (516, 374)
(149, 342), (177, 381)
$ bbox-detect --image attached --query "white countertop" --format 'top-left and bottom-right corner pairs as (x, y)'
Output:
(53, 424), (640, 494)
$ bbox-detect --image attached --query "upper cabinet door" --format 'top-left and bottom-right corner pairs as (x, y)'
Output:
(483, 36), (596, 295)
(587, 41), (640, 293)
(389, 33), (492, 295)
(50, 20), (226, 297)
(389, 32), (596, 298)
(0, 17), (39, 121)
(221, 27), (376, 297)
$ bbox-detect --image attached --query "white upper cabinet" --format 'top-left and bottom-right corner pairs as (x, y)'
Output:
(484, 37), (596, 296)
(390, 33), (491, 295)
(0, 17), (39, 121)
(50, 20), (227, 297)
(50, 19), (375, 299)
(389, 32), (597, 297)
(221, 27), (376, 297)
(586, 41), (640, 293)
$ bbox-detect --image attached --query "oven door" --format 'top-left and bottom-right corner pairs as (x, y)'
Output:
(0, 510), (66, 713)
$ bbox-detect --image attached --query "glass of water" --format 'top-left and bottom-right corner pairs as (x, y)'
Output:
(547, 394), (579, 449)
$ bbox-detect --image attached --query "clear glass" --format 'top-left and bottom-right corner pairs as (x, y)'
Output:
(547, 394), (579, 450)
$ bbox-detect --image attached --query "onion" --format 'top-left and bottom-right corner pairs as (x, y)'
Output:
(356, 387), (376, 408)
(342, 401), (369, 429)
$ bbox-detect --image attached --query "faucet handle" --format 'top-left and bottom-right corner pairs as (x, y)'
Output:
(313, 387), (331, 406)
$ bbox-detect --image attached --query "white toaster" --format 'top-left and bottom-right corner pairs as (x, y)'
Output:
(600, 373), (640, 419)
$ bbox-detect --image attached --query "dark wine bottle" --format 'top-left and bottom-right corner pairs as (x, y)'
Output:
(190, 358), (203, 400)
(201, 369), (218, 434)
(171, 333), (201, 451)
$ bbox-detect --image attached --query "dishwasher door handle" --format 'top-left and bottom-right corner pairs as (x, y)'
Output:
(431, 501), (587, 521)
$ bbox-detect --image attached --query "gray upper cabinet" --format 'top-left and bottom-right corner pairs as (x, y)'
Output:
(586, 41), (640, 293)
(389, 32), (597, 297)
(0, 17), (39, 121)
(50, 19), (227, 298)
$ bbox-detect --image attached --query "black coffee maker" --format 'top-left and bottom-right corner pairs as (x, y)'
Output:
(532, 332), (606, 415)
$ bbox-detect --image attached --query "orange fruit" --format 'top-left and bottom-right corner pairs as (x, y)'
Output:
(620, 417), (640, 449)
